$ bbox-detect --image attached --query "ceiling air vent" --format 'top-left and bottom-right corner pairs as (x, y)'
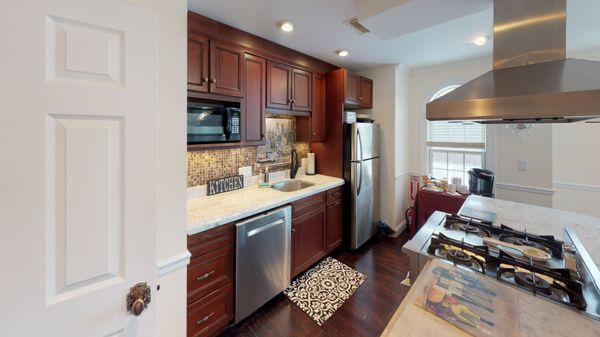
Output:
(344, 17), (370, 35)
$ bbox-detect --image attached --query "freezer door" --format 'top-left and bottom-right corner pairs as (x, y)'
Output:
(350, 157), (379, 249)
(351, 123), (380, 160)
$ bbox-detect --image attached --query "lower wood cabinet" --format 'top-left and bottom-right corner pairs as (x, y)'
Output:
(187, 225), (235, 337)
(290, 186), (344, 278)
(291, 204), (326, 278)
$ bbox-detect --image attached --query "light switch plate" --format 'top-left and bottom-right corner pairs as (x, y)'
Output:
(239, 166), (253, 177)
(518, 160), (528, 171)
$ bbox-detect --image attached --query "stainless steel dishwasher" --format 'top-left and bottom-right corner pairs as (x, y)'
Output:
(235, 206), (291, 323)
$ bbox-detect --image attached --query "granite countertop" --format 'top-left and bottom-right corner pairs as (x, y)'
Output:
(187, 174), (345, 235)
(459, 195), (600, 267)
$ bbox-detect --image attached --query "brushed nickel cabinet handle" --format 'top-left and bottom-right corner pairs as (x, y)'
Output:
(211, 78), (217, 84)
(196, 270), (215, 282)
(203, 77), (209, 83)
(196, 312), (214, 325)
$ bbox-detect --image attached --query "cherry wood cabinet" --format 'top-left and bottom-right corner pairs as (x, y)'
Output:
(243, 54), (266, 145)
(311, 73), (326, 142)
(187, 225), (235, 337)
(266, 60), (292, 110)
(326, 186), (344, 252)
(291, 205), (327, 278)
(266, 60), (312, 114)
(344, 71), (360, 106)
(358, 76), (373, 108)
(188, 34), (244, 97)
(290, 186), (344, 278)
(188, 36), (210, 93)
(292, 68), (312, 111)
(342, 69), (373, 109)
(209, 40), (244, 97)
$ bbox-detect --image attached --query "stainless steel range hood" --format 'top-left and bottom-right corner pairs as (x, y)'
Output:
(426, 0), (600, 124)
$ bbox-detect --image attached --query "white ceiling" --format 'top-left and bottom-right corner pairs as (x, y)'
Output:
(188, 0), (600, 71)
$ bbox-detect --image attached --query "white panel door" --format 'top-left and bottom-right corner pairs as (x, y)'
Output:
(0, 0), (158, 336)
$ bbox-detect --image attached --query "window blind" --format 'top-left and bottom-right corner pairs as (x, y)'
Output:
(427, 121), (486, 149)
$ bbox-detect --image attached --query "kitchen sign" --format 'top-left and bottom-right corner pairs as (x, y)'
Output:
(208, 175), (244, 196)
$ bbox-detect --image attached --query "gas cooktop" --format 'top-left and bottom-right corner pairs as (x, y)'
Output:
(403, 211), (600, 320)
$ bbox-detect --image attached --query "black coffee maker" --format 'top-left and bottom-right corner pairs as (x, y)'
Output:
(468, 168), (495, 197)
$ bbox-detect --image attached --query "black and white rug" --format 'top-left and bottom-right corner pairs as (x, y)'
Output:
(283, 257), (367, 326)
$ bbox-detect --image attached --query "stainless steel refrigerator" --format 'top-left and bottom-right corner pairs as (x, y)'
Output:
(344, 121), (380, 249)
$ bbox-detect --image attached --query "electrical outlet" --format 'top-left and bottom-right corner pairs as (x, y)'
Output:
(238, 166), (253, 177)
(518, 160), (528, 171)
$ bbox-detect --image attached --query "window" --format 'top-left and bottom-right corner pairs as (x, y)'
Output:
(427, 85), (486, 183)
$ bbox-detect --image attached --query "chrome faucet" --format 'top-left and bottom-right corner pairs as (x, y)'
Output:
(264, 166), (270, 183)
(290, 149), (299, 179)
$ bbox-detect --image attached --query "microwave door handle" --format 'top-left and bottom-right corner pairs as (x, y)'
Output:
(223, 109), (232, 140)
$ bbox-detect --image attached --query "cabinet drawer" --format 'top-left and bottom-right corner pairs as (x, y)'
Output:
(188, 224), (234, 259)
(291, 192), (326, 218)
(326, 186), (343, 204)
(187, 283), (233, 337)
(188, 245), (234, 304)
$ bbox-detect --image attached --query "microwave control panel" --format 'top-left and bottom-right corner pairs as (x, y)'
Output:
(231, 115), (240, 134)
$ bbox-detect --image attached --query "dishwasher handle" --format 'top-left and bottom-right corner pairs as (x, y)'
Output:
(246, 218), (285, 237)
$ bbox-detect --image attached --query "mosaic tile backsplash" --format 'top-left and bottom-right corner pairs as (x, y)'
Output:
(187, 117), (310, 187)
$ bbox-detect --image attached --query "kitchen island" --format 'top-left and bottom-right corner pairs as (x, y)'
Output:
(383, 195), (600, 337)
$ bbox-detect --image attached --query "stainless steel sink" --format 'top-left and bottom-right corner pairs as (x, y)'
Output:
(270, 180), (315, 192)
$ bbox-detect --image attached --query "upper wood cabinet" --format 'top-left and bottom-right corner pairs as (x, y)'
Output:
(243, 54), (266, 145)
(266, 60), (292, 110)
(188, 36), (210, 93)
(358, 76), (373, 108)
(311, 73), (326, 142)
(292, 68), (312, 112)
(343, 69), (373, 109)
(267, 60), (312, 114)
(344, 71), (360, 106)
(188, 35), (244, 97)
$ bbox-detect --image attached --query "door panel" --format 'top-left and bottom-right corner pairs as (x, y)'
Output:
(326, 198), (343, 251)
(344, 70), (359, 105)
(2, 1), (158, 336)
(311, 73), (326, 141)
(351, 159), (375, 249)
(243, 54), (265, 144)
(359, 77), (373, 108)
(291, 207), (326, 277)
(210, 41), (244, 97)
(266, 60), (292, 110)
(292, 68), (311, 112)
(188, 36), (209, 92)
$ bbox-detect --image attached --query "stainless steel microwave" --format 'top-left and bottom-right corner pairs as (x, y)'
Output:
(187, 102), (241, 144)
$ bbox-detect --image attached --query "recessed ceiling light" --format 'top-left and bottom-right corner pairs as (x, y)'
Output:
(471, 36), (488, 46)
(277, 19), (294, 32)
(335, 49), (349, 57)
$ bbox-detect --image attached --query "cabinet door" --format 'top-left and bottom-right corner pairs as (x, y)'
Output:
(326, 198), (343, 251)
(311, 73), (326, 141)
(210, 40), (244, 97)
(359, 76), (373, 108)
(292, 68), (312, 112)
(291, 206), (326, 277)
(344, 70), (360, 105)
(266, 60), (292, 110)
(243, 54), (266, 145)
(188, 36), (209, 93)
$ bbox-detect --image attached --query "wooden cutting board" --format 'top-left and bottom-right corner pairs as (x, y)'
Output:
(381, 259), (600, 337)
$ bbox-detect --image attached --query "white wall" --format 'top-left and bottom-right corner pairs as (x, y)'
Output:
(407, 47), (600, 215)
(130, 1), (188, 336)
(359, 64), (411, 231)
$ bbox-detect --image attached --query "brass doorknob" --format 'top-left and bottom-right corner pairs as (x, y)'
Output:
(126, 282), (151, 316)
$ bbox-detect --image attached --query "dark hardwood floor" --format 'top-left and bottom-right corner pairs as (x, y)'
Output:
(221, 232), (411, 337)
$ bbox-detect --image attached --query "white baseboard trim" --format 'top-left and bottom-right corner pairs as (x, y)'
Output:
(554, 181), (600, 193)
(395, 171), (421, 179)
(495, 182), (555, 196)
(157, 250), (191, 277)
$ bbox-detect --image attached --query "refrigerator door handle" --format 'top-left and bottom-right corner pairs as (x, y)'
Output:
(354, 161), (362, 196)
(356, 128), (364, 196)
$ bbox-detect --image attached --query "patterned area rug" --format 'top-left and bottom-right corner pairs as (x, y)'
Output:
(283, 257), (367, 326)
